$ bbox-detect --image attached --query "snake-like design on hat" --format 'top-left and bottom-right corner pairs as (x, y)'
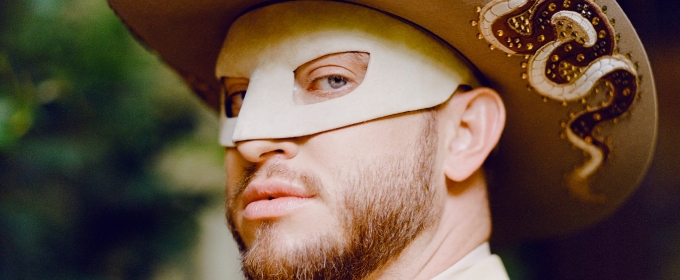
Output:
(478, 0), (638, 201)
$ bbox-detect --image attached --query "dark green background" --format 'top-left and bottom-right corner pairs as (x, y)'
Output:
(0, 0), (221, 278)
(1, 0), (678, 279)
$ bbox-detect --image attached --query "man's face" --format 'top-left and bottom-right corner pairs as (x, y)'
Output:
(223, 52), (447, 280)
(225, 109), (445, 279)
(215, 2), (481, 278)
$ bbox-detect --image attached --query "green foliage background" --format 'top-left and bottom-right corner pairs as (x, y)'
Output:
(0, 0), (222, 278)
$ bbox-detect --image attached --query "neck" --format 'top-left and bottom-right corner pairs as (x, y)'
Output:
(368, 170), (492, 280)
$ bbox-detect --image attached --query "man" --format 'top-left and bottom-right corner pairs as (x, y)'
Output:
(108, 0), (657, 279)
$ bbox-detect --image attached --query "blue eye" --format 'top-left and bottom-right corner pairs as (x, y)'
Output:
(327, 75), (348, 89)
(292, 52), (369, 105)
(308, 75), (351, 92)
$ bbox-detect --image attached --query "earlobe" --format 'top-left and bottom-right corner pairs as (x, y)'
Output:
(441, 87), (506, 182)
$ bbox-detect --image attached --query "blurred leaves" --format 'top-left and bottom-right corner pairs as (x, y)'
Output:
(0, 0), (220, 279)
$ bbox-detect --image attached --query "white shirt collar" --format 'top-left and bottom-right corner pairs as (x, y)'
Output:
(430, 242), (491, 280)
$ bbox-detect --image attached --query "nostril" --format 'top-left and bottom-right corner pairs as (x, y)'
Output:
(237, 140), (299, 162)
(256, 148), (288, 161)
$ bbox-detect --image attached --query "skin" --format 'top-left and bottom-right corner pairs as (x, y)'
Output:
(223, 52), (506, 279)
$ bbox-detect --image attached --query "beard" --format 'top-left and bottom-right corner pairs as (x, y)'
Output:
(226, 111), (440, 280)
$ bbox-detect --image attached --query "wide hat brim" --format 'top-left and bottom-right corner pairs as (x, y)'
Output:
(108, 0), (657, 241)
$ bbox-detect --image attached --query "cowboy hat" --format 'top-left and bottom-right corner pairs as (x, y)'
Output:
(107, 0), (657, 241)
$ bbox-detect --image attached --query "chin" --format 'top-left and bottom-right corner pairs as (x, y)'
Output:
(239, 202), (342, 249)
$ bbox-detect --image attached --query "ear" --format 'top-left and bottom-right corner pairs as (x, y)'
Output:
(440, 87), (506, 182)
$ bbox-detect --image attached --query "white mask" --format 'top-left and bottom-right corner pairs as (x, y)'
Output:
(216, 1), (479, 147)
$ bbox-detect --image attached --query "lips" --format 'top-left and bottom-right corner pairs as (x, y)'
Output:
(241, 180), (314, 220)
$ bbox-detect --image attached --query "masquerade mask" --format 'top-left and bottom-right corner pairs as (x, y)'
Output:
(216, 1), (479, 147)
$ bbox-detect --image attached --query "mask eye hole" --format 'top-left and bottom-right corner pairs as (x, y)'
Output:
(220, 52), (368, 116)
(222, 77), (249, 118)
(293, 52), (369, 105)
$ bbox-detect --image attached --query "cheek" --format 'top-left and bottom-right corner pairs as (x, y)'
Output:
(225, 148), (246, 192)
(307, 113), (426, 159)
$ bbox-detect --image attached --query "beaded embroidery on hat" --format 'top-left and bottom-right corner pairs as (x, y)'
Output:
(475, 0), (639, 202)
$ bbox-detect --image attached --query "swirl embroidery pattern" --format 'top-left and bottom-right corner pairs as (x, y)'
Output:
(477, 0), (638, 201)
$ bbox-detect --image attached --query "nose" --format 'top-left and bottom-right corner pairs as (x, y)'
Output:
(235, 138), (299, 163)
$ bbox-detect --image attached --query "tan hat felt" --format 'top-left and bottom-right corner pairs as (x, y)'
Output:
(108, 0), (657, 241)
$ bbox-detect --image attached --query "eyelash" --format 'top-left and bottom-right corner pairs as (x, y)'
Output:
(225, 90), (246, 118)
(309, 75), (350, 91)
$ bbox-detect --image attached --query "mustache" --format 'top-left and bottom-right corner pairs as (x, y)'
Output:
(228, 163), (324, 204)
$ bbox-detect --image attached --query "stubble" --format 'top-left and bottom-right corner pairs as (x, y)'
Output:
(226, 111), (440, 280)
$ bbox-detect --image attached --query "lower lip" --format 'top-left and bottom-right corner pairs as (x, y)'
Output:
(243, 197), (312, 220)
